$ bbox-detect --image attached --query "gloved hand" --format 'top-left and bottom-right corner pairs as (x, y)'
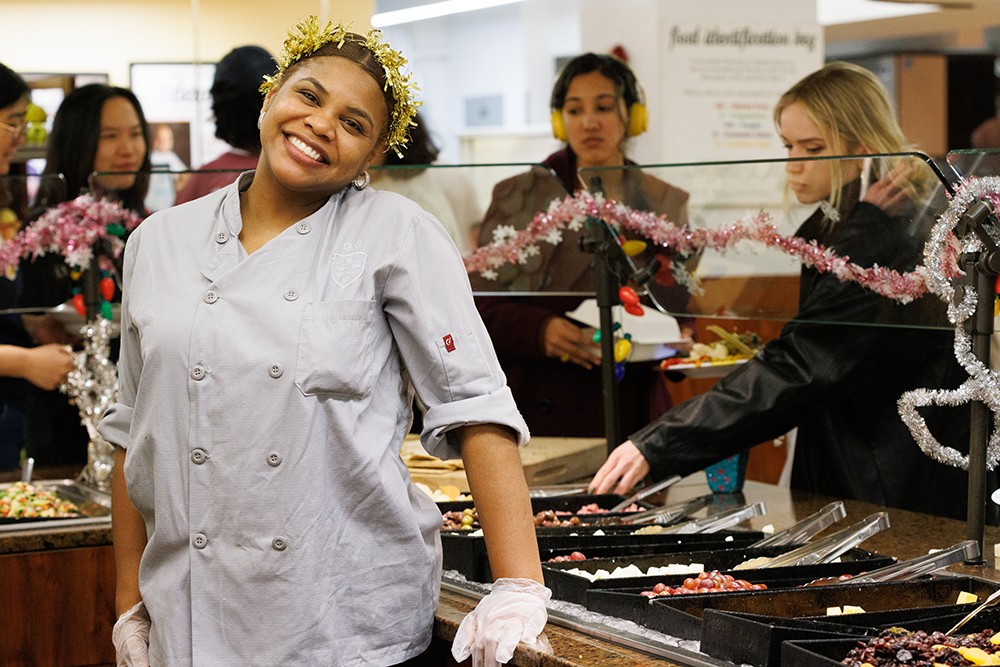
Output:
(112, 600), (151, 667)
(452, 577), (551, 665)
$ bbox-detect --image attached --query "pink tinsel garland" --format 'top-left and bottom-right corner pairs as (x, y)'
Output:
(465, 191), (959, 304)
(0, 194), (143, 276)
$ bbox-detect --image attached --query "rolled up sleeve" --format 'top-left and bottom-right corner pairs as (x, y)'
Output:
(382, 208), (529, 461)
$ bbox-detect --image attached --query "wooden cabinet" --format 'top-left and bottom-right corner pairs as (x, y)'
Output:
(850, 53), (996, 157)
(0, 545), (116, 667)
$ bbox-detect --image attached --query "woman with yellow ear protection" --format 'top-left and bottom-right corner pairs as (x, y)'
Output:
(470, 52), (697, 439)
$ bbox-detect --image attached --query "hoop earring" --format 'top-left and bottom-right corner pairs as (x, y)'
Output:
(257, 110), (265, 130)
(352, 171), (370, 191)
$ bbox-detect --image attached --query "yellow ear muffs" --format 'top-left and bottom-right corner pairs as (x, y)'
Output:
(551, 109), (567, 142)
(552, 102), (646, 141)
(627, 102), (648, 137)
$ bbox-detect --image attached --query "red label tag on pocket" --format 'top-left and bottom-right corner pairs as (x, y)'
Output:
(443, 334), (456, 352)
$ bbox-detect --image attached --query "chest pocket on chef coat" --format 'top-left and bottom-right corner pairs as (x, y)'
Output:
(295, 299), (377, 399)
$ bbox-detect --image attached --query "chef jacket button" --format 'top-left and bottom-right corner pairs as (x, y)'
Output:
(296, 222), (311, 235)
(271, 537), (287, 551)
(193, 533), (208, 549)
(268, 363), (283, 379)
(215, 231), (229, 244)
(191, 448), (207, 464)
(191, 365), (206, 381)
(204, 290), (219, 304)
(283, 289), (298, 301)
(266, 450), (282, 467)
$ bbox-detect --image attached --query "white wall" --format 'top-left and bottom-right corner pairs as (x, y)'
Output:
(380, 0), (580, 165)
(0, 0), (375, 84)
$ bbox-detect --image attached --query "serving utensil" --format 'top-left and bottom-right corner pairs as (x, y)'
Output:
(607, 475), (681, 512)
(805, 539), (980, 587)
(750, 501), (846, 548)
(853, 539), (980, 584)
(598, 494), (712, 526)
(750, 512), (890, 569)
(948, 586), (1000, 635)
(21, 457), (33, 485)
(656, 500), (767, 534)
(528, 484), (590, 498)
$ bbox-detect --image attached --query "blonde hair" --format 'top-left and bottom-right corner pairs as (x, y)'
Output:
(774, 61), (918, 210)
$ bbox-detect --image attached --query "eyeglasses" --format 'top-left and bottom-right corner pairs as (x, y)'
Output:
(0, 119), (28, 137)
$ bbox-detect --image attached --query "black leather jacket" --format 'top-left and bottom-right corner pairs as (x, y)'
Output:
(631, 186), (995, 522)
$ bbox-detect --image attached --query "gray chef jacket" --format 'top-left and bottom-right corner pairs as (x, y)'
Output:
(99, 172), (529, 666)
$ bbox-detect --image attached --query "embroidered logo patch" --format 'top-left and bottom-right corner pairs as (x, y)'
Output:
(331, 252), (366, 288)
(443, 334), (456, 352)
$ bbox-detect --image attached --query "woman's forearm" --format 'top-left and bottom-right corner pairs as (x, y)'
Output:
(459, 424), (542, 583)
(112, 446), (147, 615)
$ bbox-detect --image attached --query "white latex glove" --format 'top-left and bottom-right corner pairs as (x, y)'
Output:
(452, 577), (551, 665)
(112, 600), (151, 667)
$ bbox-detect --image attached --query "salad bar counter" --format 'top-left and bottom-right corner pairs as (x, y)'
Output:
(430, 477), (1000, 666)
(4, 468), (1000, 666)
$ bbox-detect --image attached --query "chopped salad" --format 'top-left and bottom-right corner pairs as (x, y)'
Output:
(0, 481), (80, 519)
(661, 325), (762, 369)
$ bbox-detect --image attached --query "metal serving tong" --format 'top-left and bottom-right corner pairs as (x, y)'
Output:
(754, 512), (891, 569)
(750, 502), (847, 548)
(528, 484), (590, 499)
(851, 539), (980, 585)
(655, 501), (767, 535)
(599, 494), (713, 527)
(806, 539), (980, 587)
(608, 475), (682, 512)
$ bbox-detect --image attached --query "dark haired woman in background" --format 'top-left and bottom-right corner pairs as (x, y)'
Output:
(19, 83), (150, 466)
(471, 52), (694, 438)
(174, 45), (274, 204)
(0, 63), (75, 470)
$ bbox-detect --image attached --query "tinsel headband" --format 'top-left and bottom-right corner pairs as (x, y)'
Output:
(261, 16), (419, 156)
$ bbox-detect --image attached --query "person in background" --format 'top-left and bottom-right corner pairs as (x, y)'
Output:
(471, 52), (694, 438)
(970, 76), (1000, 149)
(0, 63), (75, 470)
(590, 61), (993, 523)
(144, 123), (189, 212)
(102, 18), (547, 666)
(18, 83), (151, 467)
(173, 45), (274, 204)
(371, 110), (481, 255)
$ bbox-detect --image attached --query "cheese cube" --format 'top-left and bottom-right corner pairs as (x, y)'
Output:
(958, 591), (979, 604)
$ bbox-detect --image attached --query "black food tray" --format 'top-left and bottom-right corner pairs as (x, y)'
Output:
(780, 603), (1000, 666)
(703, 596), (1000, 667)
(700, 608), (874, 667)
(438, 493), (654, 519)
(544, 545), (894, 606)
(539, 531), (764, 563)
(595, 575), (996, 644)
(442, 529), (762, 583)
(781, 638), (868, 667)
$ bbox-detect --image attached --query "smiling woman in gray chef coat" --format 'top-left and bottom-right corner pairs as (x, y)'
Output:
(98, 18), (549, 667)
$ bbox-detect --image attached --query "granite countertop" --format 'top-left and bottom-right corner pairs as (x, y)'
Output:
(440, 476), (1000, 666)
(4, 469), (1000, 665)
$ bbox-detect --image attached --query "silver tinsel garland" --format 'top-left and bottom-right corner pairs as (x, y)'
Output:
(898, 176), (1000, 470)
(61, 317), (118, 491)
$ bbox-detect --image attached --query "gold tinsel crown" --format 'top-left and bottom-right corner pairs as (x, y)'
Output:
(261, 16), (419, 156)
